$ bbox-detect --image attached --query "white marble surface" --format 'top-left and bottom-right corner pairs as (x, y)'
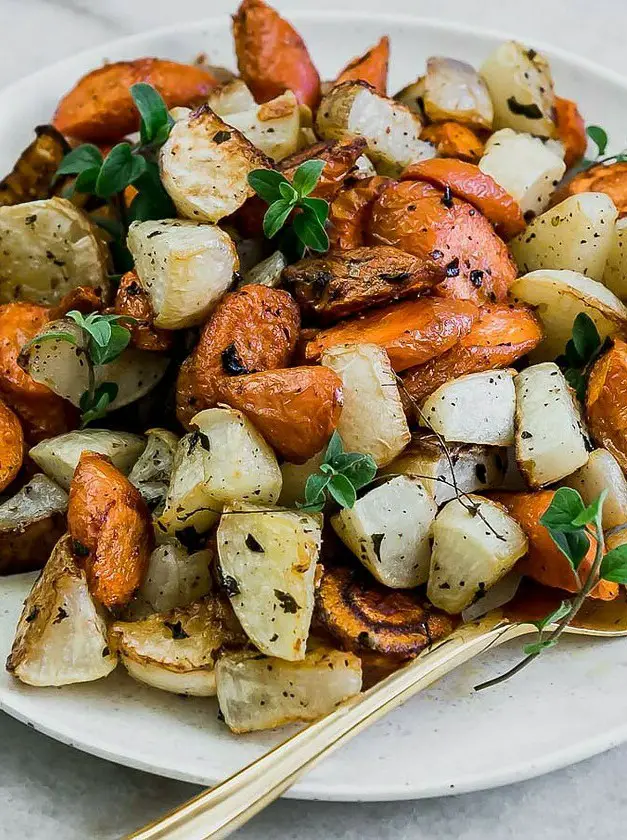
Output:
(1, 1), (627, 837)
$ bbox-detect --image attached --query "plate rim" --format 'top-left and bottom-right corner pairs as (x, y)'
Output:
(2, 10), (627, 801)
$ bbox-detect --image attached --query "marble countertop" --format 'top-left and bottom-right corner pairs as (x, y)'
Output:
(2, 1), (627, 838)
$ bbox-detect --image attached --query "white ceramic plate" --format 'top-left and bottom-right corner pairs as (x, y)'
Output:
(2, 12), (627, 802)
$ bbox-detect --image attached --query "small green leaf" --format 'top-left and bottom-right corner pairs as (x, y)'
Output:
(523, 638), (558, 656)
(319, 462), (336, 476)
(95, 144), (147, 198)
(540, 487), (586, 532)
(292, 159), (325, 196)
(279, 182), (298, 202)
(563, 367), (586, 402)
(248, 169), (289, 204)
(90, 323), (131, 366)
(278, 226), (307, 262)
(131, 82), (171, 145)
(327, 473), (357, 509)
(85, 318), (112, 348)
(587, 125), (608, 157)
(292, 209), (329, 252)
(74, 167), (100, 194)
(80, 382), (118, 427)
(65, 310), (87, 328)
(324, 430), (344, 463)
(342, 454), (377, 491)
(571, 313), (601, 363)
(55, 144), (103, 178)
(600, 544), (627, 583)
(128, 161), (176, 222)
(300, 196), (329, 226)
(571, 489), (607, 528)
(546, 528), (590, 570)
(531, 599), (572, 633)
(263, 199), (293, 239)
(301, 471), (332, 510)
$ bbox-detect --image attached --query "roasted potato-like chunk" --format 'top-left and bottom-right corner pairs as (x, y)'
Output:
(0, 125), (70, 206)
(53, 58), (217, 143)
(563, 448), (627, 531)
(327, 175), (391, 250)
(222, 90), (301, 161)
(112, 270), (173, 352)
(0, 198), (110, 306)
(216, 645), (362, 733)
(68, 452), (153, 609)
(206, 79), (256, 116)
(427, 495), (528, 614)
(402, 302), (543, 405)
(0, 398), (23, 492)
(278, 450), (325, 508)
(232, 0), (321, 109)
(334, 36), (390, 95)
(0, 474), (67, 575)
(315, 564), (454, 657)
(284, 245), (442, 321)
(160, 106), (271, 223)
(316, 81), (434, 176)
(134, 541), (213, 615)
(554, 161), (627, 217)
(603, 218), (627, 301)
(368, 180), (518, 304)
(304, 297), (479, 372)
(420, 122), (485, 164)
(586, 338), (627, 473)
(421, 57), (494, 129)
(7, 534), (117, 685)
(554, 96), (587, 169)
(239, 250), (287, 288)
(127, 428), (179, 512)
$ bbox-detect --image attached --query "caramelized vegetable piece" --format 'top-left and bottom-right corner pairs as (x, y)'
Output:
(328, 175), (391, 250)
(305, 297), (479, 371)
(0, 302), (77, 442)
(402, 302), (543, 405)
(586, 338), (627, 472)
(555, 161), (627, 217)
(176, 285), (300, 426)
(401, 158), (526, 239)
(554, 96), (587, 169)
(420, 122), (484, 163)
(232, 0), (321, 109)
(315, 564), (454, 657)
(284, 245), (443, 321)
(368, 180), (518, 304)
(113, 270), (173, 353)
(68, 452), (153, 609)
(491, 491), (618, 601)
(217, 366), (343, 463)
(53, 58), (217, 143)
(0, 398), (23, 492)
(334, 36), (390, 95)
(0, 125), (70, 206)
(48, 285), (103, 321)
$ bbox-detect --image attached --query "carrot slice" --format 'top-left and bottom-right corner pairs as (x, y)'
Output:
(586, 337), (627, 472)
(368, 180), (518, 303)
(552, 160), (627, 217)
(48, 286), (104, 321)
(0, 398), (23, 492)
(53, 58), (217, 143)
(491, 490), (618, 601)
(232, 0), (321, 109)
(334, 36), (389, 95)
(305, 297), (479, 371)
(401, 158), (526, 239)
(420, 122), (484, 164)
(112, 270), (173, 353)
(554, 96), (587, 169)
(328, 175), (391, 250)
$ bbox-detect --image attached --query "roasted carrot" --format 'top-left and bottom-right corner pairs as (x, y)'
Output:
(491, 490), (618, 601)
(420, 122), (485, 164)
(232, 0), (321, 109)
(401, 158), (526, 239)
(328, 175), (391, 250)
(217, 366), (343, 463)
(554, 96), (587, 169)
(368, 180), (518, 304)
(112, 270), (173, 353)
(0, 398), (24, 492)
(48, 285), (104, 321)
(334, 36), (389, 95)
(552, 160), (627, 216)
(68, 452), (153, 609)
(53, 58), (217, 143)
(402, 302), (543, 404)
(586, 338), (627, 472)
(305, 297), (479, 371)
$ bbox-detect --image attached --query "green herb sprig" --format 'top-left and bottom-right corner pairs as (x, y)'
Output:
(475, 487), (627, 690)
(555, 312), (606, 401)
(297, 431), (377, 513)
(248, 160), (330, 259)
(579, 124), (627, 171)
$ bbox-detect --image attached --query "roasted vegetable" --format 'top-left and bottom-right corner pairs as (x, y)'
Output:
(0, 474), (67, 575)
(421, 57), (494, 129)
(0, 398), (23, 492)
(239, 250), (287, 288)
(315, 564), (454, 656)
(206, 79), (256, 116)
(53, 58), (217, 143)
(553, 161), (627, 217)
(603, 218), (627, 300)
(221, 90), (302, 161)
(586, 338), (627, 472)
(232, 0), (321, 109)
(134, 541), (213, 615)
(127, 428), (179, 511)
(334, 36), (389, 95)
(420, 122), (484, 163)
(7, 534), (117, 685)
(67, 452), (153, 609)
(327, 175), (391, 250)
(554, 96), (587, 168)
(49, 285), (104, 322)
(0, 125), (70, 206)
(278, 450), (325, 508)
(563, 448), (627, 531)
(112, 271), (173, 353)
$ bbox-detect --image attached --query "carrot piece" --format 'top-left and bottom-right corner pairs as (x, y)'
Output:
(68, 452), (153, 609)
(554, 96), (587, 169)
(48, 285), (104, 321)
(401, 158), (526, 240)
(368, 180), (518, 304)
(232, 0), (321, 109)
(328, 175), (391, 250)
(334, 36), (389, 95)
(112, 270), (173, 353)
(0, 302), (78, 443)
(217, 366), (343, 463)
(552, 160), (627, 217)
(420, 122), (484, 164)
(0, 398), (24, 492)
(305, 297), (479, 371)
(53, 58), (217, 143)
(491, 490), (618, 601)
(586, 337), (627, 472)
(402, 302), (543, 404)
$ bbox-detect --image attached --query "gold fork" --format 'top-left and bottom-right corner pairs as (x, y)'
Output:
(127, 587), (627, 840)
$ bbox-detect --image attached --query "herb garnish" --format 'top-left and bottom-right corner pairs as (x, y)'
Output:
(248, 160), (330, 258)
(475, 487), (627, 690)
(555, 312), (606, 401)
(297, 431), (377, 513)
(578, 124), (627, 172)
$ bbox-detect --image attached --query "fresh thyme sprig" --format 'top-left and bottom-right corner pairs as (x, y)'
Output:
(475, 487), (627, 691)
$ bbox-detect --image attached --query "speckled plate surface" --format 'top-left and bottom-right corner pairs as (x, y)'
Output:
(2, 12), (627, 801)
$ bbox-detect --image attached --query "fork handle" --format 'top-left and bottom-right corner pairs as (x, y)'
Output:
(127, 616), (530, 840)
